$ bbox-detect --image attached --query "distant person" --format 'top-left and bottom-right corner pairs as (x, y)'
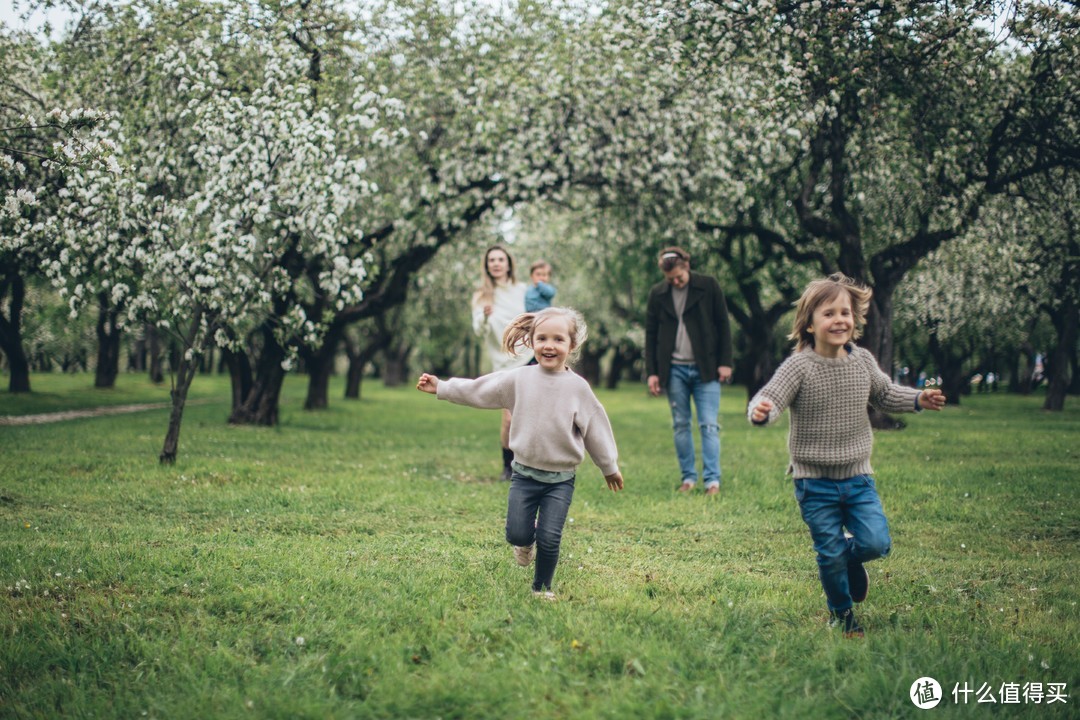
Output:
(471, 245), (531, 480)
(525, 260), (557, 312)
(748, 273), (946, 637)
(645, 246), (733, 495)
(417, 307), (624, 600)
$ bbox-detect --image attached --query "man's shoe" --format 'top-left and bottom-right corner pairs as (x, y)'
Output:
(677, 482), (694, 493)
(513, 544), (536, 567)
(532, 590), (557, 601)
(829, 608), (864, 638)
(848, 558), (869, 603)
(705, 485), (720, 496)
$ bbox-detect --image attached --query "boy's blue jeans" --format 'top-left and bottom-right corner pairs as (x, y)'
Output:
(667, 364), (721, 488)
(506, 474), (575, 592)
(794, 475), (892, 612)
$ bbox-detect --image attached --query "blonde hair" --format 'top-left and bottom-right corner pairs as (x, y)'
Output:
(472, 245), (518, 307)
(788, 273), (872, 351)
(502, 307), (588, 363)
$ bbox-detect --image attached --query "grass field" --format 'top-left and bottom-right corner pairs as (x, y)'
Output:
(1, 373), (1078, 719)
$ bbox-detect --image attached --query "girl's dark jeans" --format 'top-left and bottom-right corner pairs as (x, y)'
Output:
(505, 473), (575, 591)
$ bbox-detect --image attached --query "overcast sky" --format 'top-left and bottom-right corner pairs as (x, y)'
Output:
(0, 2), (75, 40)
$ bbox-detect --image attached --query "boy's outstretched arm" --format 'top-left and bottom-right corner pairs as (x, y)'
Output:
(750, 398), (774, 424)
(918, 388), (946, 410)
(604, 471), (624, 492)
(416, 373), (440, 394)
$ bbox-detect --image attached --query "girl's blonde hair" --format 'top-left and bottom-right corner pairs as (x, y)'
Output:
(788, 273), (872, 351)
(502, 307), (588, 362)
(472, 245), (518, 307)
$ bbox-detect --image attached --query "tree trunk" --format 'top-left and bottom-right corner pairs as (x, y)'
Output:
(0, 272), (31, 393)
(927, 332), (964, 407)
(159, 309), (208, 465)
(228, 328), (287, 426)
(159, 352), (200, 464)
(605, 341), (641, 390)
(576, 346), (604, 387)
(147, 324), (165, 384)
(342, 322), (394, 400)
(741, 321), (780, 405)
(221, 345), (254, 414)
(94, 293), (122, 388)
(381, 342), (412, 388)
(345, 353), (364, 400)
(1043, 298), (1077, 412)
(304, 332), (340, 410)
(303, 324), (345, 410)
(1069, 341), (1080, 396)
(129, 333), (146, 372)
(863, 284), (907, 426)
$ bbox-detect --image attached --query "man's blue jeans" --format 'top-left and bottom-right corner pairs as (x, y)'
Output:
(505, 474), (575, 592)
(794, 475), (892, 612)
(667, 363), (721, 488)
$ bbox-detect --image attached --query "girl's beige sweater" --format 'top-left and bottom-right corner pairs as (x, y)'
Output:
(437, 365), (619, 477)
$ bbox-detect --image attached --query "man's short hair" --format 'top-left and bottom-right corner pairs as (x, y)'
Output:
(658, 246), (690, 272)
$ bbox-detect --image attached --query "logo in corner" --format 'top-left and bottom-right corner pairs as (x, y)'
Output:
(910, 677), (943, 709)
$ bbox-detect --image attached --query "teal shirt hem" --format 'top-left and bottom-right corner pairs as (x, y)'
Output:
(511, 460), (575, 484)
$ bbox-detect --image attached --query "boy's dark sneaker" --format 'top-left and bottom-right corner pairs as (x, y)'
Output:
(848, 558), (869, 603)
(829, 608), (865, 638)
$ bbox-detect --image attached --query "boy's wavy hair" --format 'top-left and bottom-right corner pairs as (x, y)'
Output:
(502, 307), (588, 363)
(788, 273), (872, 351)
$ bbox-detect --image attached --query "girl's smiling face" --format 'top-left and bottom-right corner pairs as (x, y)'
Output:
(810, 290), (854, 357)
(532, 315), (573, 371)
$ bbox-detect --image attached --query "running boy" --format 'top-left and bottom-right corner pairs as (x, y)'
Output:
(748, 273), (945, 636)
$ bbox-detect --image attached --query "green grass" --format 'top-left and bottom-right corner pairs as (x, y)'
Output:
(1, 374), (1078, 719)
(0, 372), (219, 416)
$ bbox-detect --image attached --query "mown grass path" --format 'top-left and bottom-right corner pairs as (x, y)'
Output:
(1, 374), (1077, 719)
(0, 403), (169, 425)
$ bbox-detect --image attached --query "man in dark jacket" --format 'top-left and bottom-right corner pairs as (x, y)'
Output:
(645, 247), (734, 495)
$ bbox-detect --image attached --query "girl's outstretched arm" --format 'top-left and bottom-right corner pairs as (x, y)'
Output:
(416, 373), (440, 394)
(604, 471), (624, 492)
(918, 388), (946, 410)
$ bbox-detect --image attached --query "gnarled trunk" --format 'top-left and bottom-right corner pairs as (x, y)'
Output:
(0, 272), (31, 393)
(229, 327), (287, 426)
(303, 330), (340, 410)
(1043, 297), (1077, 412)
(222, 345), (253, 414)
(94, 294), (122, 388)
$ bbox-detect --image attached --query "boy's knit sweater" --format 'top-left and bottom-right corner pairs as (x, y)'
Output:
(748, 345), (921, 479)
(437, 364), (619, 477)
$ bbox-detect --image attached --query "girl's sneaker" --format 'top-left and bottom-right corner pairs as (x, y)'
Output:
(513, 544), (536, 567)
(532, 590), (557, 601)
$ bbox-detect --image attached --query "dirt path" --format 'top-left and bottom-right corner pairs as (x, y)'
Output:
(0, 403), (170, 426)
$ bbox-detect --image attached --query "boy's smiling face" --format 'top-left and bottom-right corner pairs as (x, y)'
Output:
(809, 291), (854, 357)
(531, 266), (550, 284)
